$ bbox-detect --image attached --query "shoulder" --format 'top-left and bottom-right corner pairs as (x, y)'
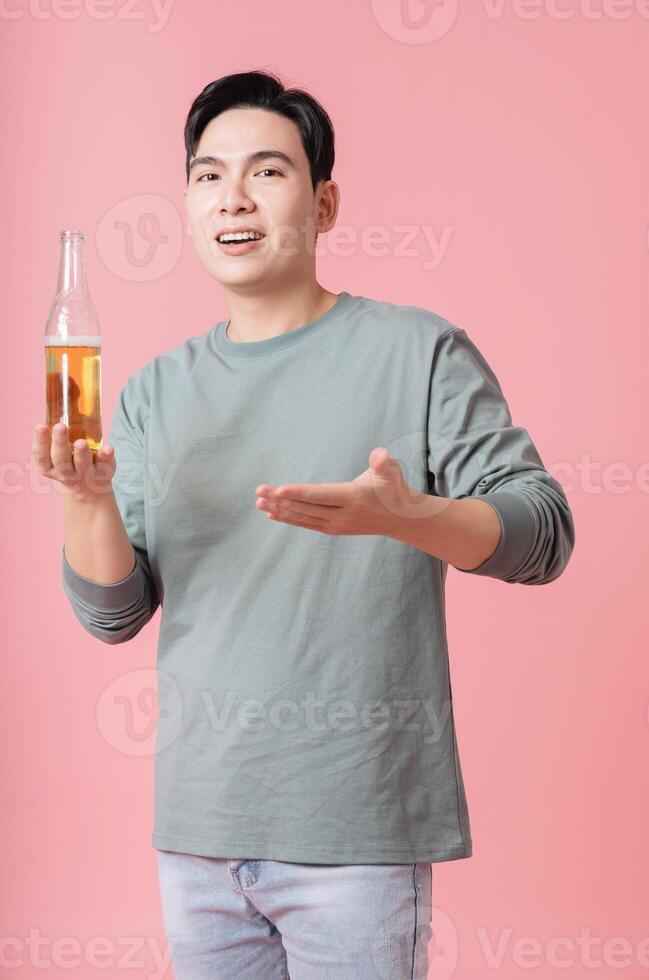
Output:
(122, 326), (214, 391)
(346, 292), (460, 346)
(114, 326), (214, 426)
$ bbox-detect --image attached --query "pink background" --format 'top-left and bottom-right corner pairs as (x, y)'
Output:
(2, 1), (648, 977)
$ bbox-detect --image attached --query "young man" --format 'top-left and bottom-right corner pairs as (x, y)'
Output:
(37, 70), (575, 979)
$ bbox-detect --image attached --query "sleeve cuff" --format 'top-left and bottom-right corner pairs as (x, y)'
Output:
(454, 489), (538, 580)
(61, 545), (146, 612)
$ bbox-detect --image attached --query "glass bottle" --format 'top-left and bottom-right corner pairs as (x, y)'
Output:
(45, 230), (103, 454)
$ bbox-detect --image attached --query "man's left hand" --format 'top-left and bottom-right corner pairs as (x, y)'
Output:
(255, 447), (424, 537)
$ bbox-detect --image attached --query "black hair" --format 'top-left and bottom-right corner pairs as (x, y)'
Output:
(184, 69), (335, 193)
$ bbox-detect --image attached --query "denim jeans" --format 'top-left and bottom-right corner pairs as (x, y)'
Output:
(156, 849), (433, 979)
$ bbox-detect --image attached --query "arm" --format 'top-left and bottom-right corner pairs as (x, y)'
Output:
(388, 493), (504, 572)
(62, 487), (136, 584)
(398, 326), (575, 585)
(61, 373), (160, 643)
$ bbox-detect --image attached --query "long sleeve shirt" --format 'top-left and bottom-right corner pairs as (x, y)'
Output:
(61, 290), (575, 865)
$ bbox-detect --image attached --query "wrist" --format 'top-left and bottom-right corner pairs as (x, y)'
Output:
(59, 483), (116, 510)
(382, 486), (449, 543)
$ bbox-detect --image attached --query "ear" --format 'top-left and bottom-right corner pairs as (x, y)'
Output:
(316, 180), (340, 234)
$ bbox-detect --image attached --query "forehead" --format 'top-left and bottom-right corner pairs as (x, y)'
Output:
(195, 107), (305, 163)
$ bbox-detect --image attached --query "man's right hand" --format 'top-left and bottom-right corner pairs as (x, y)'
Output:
(32, 422), (116, 503)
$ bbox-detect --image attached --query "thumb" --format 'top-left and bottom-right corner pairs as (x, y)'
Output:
(369, 446), (394, 475)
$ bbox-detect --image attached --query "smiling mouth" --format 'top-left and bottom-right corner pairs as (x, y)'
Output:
(215, 232), (266, 244)
(214, 233), (267, 257)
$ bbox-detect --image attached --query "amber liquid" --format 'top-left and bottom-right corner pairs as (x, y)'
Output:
(45, 337), (103, 453)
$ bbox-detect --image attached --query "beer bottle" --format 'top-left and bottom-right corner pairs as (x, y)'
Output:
(45, 230), (103, 454)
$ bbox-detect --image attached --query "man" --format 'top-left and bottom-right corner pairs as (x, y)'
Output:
(35, 69), (575, 979)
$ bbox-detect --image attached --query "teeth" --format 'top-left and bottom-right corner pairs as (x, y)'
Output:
(218, 231), (264, 243)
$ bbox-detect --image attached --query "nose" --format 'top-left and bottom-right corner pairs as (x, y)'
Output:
(218, 176), (255, 217)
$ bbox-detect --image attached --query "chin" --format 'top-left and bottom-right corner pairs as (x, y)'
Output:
(210, 267), (266, 287)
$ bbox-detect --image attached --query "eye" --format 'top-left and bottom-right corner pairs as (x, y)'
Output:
(195, 168), (281, 183)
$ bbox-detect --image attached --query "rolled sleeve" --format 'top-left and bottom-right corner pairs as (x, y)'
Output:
(61, 545), (155, 644)
(60, 369), (161, 643)
(427, 327), (575, 585)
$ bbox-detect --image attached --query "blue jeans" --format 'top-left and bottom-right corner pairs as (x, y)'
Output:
(156, 849), (433, 979)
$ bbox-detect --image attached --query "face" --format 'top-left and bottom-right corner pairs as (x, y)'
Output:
(184, 107), (339, 293)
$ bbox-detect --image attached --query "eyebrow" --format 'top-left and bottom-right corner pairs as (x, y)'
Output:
(188, 149), (296, 175)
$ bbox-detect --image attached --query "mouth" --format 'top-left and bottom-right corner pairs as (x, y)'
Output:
(214, 229), (266, 255)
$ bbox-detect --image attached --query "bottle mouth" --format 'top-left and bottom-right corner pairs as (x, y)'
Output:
(60, 230), (85, 241)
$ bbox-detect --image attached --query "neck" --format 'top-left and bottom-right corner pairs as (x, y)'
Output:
(223, 281), (339, 343)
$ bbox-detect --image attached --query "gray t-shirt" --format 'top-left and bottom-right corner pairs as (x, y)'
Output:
(61, 290), (575, 865)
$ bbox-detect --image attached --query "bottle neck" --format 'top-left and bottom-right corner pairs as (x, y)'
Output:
(57, 236), (87, 292)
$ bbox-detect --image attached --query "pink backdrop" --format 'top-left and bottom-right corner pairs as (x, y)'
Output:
(2, 1), (648, 977)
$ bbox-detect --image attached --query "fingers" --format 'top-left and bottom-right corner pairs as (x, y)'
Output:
(50, 423), (77, 480)
(32, 423), (54, 472)
(67, 432), (116, 487)
(71, 436), (96, 484)
(33, 423), (115, 492)
(85, 441), (116, 487)
(93, 442), (115, 474)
